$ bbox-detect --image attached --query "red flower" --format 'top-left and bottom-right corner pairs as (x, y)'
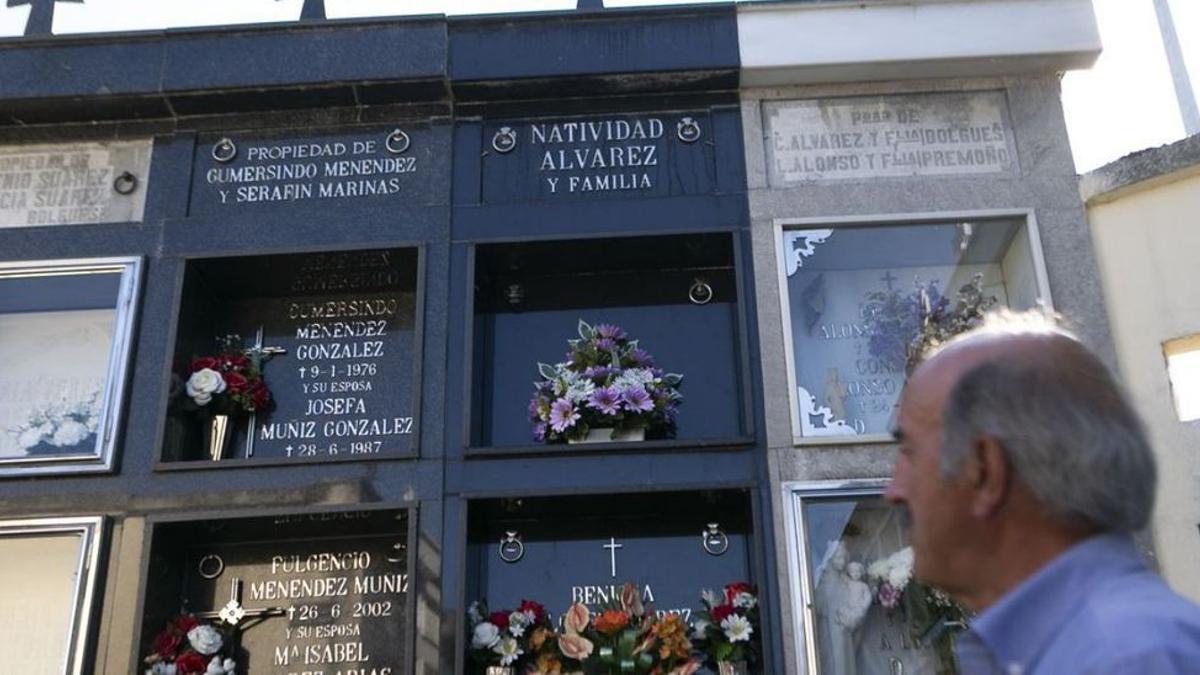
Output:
(190, 357), (219, 372)
(152, 629), (182, 659)
(248, 380), (271, 410)
(489, 611), (510, 631)
(223, 372), (249, 395)
(519, 600), (546, 623)
(710, 604), (736, 623)
(174, 615), (199, 633)
(174, 651), (208, 675)
(724, 582), (754, 604)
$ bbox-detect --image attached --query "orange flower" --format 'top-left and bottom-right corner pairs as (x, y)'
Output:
(564, 603), (590, 635)
(558, 633), (594, 661)
(593, 609), (630, 634)
(530, 626), (551, 651)
(651, 614), (691, 660)
(533, 653), (563, 674)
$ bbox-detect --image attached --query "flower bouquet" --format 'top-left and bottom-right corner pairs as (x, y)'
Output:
(181, 335), (272, 415)
(863, 273), (997, 375)
(143, 614), (236, 675)
(555, 582), (700, 675)
(9, 388), (101, 455)
(529, 321), (682, 443)
(693, 583), (760, 674)
(467, 599), (555, 674)
(867, 547), (969, 675)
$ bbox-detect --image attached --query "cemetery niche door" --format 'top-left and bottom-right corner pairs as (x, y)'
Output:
(164, 247), (422, 465)
(464, 489), (757, 674)
(140, 508), (414, 675)
(469, 232), (751, 452)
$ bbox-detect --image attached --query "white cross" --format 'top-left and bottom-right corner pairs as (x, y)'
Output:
(603, 537), (623, 578)
(244, 326), (287, 458)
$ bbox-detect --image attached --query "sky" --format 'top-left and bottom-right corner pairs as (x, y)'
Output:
(0, 0), (1195, 174)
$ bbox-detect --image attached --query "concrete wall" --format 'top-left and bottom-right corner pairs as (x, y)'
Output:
(742, 74), (1111, 672)
(1088, 167), (1200, 603)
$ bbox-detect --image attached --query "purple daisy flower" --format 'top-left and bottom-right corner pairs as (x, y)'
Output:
(595, 324), (627, 340)
(595, 337), (617, 353)
(629, 348), (654, 367)
(587, 385), (622, 416)
(549, 399), (580, 433)
(621, 387), (654, 413)
(533, 421), (548, 442)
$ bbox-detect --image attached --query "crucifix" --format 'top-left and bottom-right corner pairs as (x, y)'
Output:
(7, 0), (83, 37)
(880, 270), (898, 290)
(603, 537), (623, 578)
(243, 325), (287, 458)
(192, 577), (286, 657)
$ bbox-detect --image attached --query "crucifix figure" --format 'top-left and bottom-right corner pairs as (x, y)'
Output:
(603, 537), (623, 578)
(7, 0), (83, 37)
(193, 577), (285, 656)
(243, 325), (287, 458)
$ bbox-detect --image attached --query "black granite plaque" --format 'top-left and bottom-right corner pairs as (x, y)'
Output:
(173, 248), (419, 462)
(190, 126), (436, 216)
(179, 510), (410, 675)
(481, 112), (716, 203)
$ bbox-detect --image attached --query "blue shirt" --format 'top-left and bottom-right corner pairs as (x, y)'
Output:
(955, 533), (1200, 675)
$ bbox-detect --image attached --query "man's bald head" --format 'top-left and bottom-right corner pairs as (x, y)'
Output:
(921, 311), (1156, 533)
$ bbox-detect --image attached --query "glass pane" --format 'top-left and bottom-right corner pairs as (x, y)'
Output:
(0, 531), (85, 671)
(802, 496), (963, 675)
(782, 218), (1040, 438)
(0, 272), (120, 460)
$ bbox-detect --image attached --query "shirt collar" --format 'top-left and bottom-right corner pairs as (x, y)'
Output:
(962, 533), (1148, 673)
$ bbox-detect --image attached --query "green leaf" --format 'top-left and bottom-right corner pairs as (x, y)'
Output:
(578, 319), (594, 340)
(663, 373), (683, 386)
(538, 362), (557, 380)
(714, 641), (734, 661)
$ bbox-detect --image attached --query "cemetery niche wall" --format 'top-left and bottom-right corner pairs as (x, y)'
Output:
(468, 232), (750, 452)
(0, 258), (141, 476)
(776, 215), (1046, 443)
(163, 247), (421, 464)
(140, 508), (414, 675)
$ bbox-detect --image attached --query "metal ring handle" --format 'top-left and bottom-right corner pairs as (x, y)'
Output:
(198, 553), (225, 580)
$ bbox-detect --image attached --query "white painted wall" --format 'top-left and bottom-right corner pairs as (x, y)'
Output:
(1088, 168), (1200, 602)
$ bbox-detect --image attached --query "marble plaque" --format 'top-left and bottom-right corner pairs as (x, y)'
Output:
(765, 92), (1017, 184)
(0, 140), (152, 228)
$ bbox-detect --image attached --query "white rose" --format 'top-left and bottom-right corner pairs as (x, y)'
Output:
(222, 658), (236, 673)
(205, 656), (235, 675)
(52, 419), (89, 447)
(187, 624), (224, 656)
(733, 591), (757, 609)
(186, 369), (226, 406)
(471, 621), (501, 649)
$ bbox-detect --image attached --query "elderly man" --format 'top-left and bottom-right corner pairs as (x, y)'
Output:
(886, 311), (1200, 674)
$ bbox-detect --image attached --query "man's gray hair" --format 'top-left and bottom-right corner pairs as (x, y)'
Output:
(937, 310), (1157, 533)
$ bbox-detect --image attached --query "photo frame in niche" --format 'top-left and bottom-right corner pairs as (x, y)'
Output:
(0, 257), (141, 476)
(0, 516), (106, 675)
(783, 481), (968, 675)
(775, 213), (1051, 443)
(469, 232), (751, 450)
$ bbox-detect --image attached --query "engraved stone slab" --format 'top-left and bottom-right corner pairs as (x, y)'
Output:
(0, 140), (152, 228)
(764, 92), (1017, 184)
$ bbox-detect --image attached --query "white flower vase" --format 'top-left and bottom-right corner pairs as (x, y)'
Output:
(717, 661), (748, 675)
(485, 667), (514, 675)
(567, 427), (646, 444)
(205, 414), (236, 461)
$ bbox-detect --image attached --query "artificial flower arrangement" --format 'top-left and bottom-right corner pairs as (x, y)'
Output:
(863, 272), (997, 375)
(693, 582), (760, 671)
(467, 599), (556, 673)
(556, 582), (701, 675)
(9, 388), (101, 455)
(867, 547), (969, 675)
(529, 321), (683, 443)
(142, 614), (237, 675)
(180, 335), (272, 415)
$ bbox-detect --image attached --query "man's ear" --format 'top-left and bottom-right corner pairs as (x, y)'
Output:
(969, 435), (1010, 518)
